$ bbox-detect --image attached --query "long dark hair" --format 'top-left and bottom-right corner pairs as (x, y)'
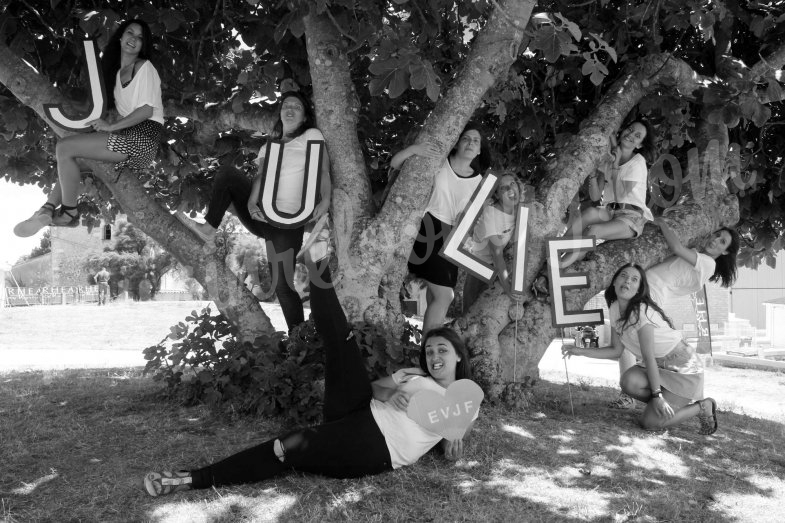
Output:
(269, 91), (315, 141)
(709, 227), (740, 287)
(101, 19), (154, 109)
(621, 119), (657, 164)
(419, 327), (472, 381)
(605, 263), (674, 332)
(450, 122), (492, 174)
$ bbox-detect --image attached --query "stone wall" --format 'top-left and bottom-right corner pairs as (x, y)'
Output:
(49, 224), (113, 286)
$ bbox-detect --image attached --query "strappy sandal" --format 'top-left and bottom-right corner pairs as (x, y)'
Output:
(607, 392), (636, 410)
(51, 206), (80, 227)
(143, 470), (193, 497)
(696, 397), (718, 435)
(13, 203), (56, 237)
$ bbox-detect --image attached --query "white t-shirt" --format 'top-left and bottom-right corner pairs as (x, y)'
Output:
(114, 61), (164, 124)
(464, 204), (516, 264)
(370, 368), (479, 469)
(255, 128), (324, 214)
(646, 252), (716, 307)
(609, 301), (682, 359)
(424, 160), (482, 225)
(601, 153), (653, 220)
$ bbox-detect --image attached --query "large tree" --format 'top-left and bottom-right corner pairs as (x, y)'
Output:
(1, 0), (783, 399)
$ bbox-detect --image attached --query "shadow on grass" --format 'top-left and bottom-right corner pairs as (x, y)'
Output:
(1, 371), (784, 522)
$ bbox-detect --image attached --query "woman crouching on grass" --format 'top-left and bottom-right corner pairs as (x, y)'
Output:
(143, 250), (478, 497)
(562, 263), (718, 435)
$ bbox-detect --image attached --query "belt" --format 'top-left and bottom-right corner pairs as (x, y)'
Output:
(608, 202), (643, 214)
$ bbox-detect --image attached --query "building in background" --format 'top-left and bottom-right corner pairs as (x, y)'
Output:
(9, 223), (113, 288)
(730, 250), (785, 330)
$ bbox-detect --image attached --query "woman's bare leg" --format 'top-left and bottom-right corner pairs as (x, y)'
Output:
(55, 132), (127, 206)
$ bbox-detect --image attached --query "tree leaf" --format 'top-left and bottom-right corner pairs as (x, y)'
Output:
(553, 12), (581, 41)
(409, 59), (440, 101)
(388, 68), (410, 98)
(766, 80), (783, 103)
(530, 25), (566, 63)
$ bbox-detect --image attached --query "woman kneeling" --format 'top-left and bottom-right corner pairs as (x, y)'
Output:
(562, 263), (717, 434)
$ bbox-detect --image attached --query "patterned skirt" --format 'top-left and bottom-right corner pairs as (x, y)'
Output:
(107, 119), (163, 171)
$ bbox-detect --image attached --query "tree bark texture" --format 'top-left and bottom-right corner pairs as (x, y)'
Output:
(300, 0), (536, 330)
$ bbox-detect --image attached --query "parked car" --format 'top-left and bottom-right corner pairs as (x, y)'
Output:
(574, 325), (599, 348)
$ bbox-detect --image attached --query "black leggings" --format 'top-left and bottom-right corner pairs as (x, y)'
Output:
(190, 264), (393, 489)
(204, 167), (305, 330)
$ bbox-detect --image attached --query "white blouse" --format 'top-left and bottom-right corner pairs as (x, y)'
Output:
(114, 61), (164, 124)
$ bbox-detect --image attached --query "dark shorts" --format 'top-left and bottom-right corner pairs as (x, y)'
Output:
(407, 213), (459, 288)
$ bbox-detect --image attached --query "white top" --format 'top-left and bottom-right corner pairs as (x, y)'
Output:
(424, 160), (482, 225)
(464, 204), (516, 264)
(609, 301), (682, 359)
(114, 61), (164, 124)
(601, 153), (653, 221)
(647, 252), (716, 307)
(255, 128), (324, 214)
(370, 368), (478, 469)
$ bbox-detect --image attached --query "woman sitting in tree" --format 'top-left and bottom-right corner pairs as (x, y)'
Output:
(559, 120), (656, 268)
(15, 19), (164, 236)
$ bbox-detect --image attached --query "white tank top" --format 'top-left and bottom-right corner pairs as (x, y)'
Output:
(424, 159), (482, 225)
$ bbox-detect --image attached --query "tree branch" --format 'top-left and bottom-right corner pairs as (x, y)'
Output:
(345, 0), (536, 322)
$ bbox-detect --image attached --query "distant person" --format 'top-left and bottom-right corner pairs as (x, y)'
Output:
(559, 120), (656, 268)
(462, 173), (523, 312)
(14, 19), (163, 237)
(562, 263), (718, 435)
(607, 219), (740, 409)
(95, 267), (110, 306)
(395, 123), (492, 333)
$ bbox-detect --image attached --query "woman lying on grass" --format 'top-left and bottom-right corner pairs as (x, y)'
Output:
(144, 250), (478, 497)
(562, 263), (718, 435)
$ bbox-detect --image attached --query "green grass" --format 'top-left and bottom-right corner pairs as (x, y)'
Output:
(2, 369), (784, 522)
(1, 303), (785, 522)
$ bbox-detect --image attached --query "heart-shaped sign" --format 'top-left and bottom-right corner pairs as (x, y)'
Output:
(406, 379), (484, 440)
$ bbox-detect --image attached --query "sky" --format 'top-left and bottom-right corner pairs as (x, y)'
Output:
(0, 178), (48, 269)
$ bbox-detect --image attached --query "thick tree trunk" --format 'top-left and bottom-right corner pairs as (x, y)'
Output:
(0, 42), (274, 340)
(301, 0), (536, 330)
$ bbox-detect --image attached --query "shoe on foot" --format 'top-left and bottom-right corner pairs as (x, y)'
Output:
(51, 206), (80, 227)
(144, 470), (193, 497)
(13, 203), (55, 237)
(696, 397), (718, 435)
(607, 392), (635, 410)
(174, 211), (216, 243)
